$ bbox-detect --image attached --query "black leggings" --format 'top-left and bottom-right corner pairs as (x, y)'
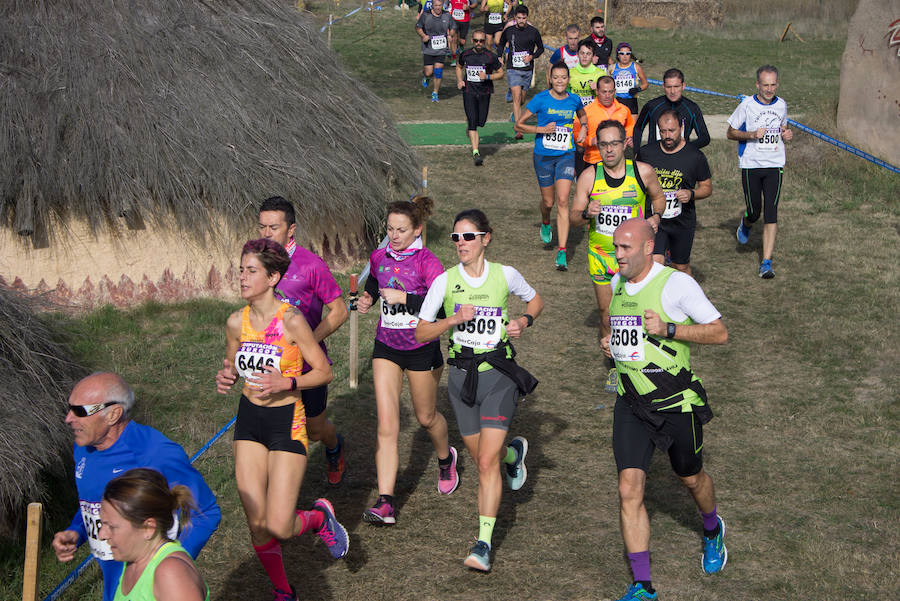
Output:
(741, 167), (783, 225)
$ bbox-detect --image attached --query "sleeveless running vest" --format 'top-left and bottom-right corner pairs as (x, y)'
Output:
(114, 541), (209, 601)
(611, 62), (638, 98)
(236, 303), (303, 392)
(609, 267), (707, 412)
(588, 160), (647, 254)
(568, 63), (604, 108)
(442, 262), (512, 372)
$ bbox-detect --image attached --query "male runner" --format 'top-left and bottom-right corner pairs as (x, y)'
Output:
(570, 120), (664, 391)
(580, 16), (613, 67)
(457, 29), (504, 165)
(447, 0), (477, 66)
(634, 68), (710, 149)
(416, 2), (458, 102)
(638, 109), (712, 276)
(258, 196), (349, 484)
(727, 64), (792, 278)
(577, 75), (634, 175)
(498, 4), (544, 140)
(568, 43), (608, 176)
(601, 218), (728, 601)
(547, 24), (582, 76)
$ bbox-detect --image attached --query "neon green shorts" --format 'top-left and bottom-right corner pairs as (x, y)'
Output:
(588, 244), (618, 285)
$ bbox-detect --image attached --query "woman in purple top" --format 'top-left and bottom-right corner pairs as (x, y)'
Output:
(356, 196), (460, 524)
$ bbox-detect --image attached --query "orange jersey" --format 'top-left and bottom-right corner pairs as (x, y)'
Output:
(577, 99), (635, 165)
(236, 303), (303, 396)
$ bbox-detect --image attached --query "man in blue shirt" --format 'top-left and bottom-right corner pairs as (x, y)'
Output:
(52, 372), (221, 601)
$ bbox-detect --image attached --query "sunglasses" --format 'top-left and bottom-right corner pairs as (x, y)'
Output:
(618, 51), (632, 55)
(67, 401), (120, 417)
(473, 39), (486, 43)
(450, 231), (486, 242)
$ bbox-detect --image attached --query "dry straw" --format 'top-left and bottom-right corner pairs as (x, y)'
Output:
(0, 0), (419, 259)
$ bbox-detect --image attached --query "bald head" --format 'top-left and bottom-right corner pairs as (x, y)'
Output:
(613, 218), (656, 282)
(66, 372), (134, 450)
(71, 372), (135, 420)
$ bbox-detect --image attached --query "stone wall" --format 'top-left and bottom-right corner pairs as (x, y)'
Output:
(524, 0), (722, 33)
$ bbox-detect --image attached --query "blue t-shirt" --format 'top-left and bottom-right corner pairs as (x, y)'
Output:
(526, 90), (583, 156)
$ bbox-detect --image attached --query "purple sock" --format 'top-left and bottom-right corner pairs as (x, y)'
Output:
(701, 505), (719, 532)
(627, 550), (651, 583)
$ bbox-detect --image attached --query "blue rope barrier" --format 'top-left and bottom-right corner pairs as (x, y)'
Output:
(320, 0), (386, 33)
(42, 416), (237, 601)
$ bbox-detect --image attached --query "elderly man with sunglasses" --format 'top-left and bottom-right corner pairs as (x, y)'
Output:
(52, 372), (221, 601)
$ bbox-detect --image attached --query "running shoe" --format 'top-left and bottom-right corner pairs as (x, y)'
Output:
(555, 249), (568, 271)
(362, 496), (396, 525)
(450, 58), (457, 67)
(431, 91), (439, 102)
(271, 585), (298, 601)
(759, 259), (775, 279)
(438, 446), (460, 495)
(604, 367), (618, 393)
(326, 434), (345, 486)
(464, 540), (491, 571)
(504, 436), (528, 491)
(312, 498), (349, 558)
(702, 516), (728, 574)
(506, 88), (513, 103)
(735, 219), (750, 244)
(473, 151), (483, 166)
(616, 582), (658, 601)
(422, 76), (429, 88)
(540, 223), (552, 244)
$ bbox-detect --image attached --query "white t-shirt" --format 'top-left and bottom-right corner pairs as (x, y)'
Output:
(728, 94), (788, 169)
(610, 263), (721, 324)
(418, 262), (536, 322)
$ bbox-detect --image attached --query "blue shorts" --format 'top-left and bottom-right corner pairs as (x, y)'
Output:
(507, 69), (533, 90)
(533, 153), (575, 187)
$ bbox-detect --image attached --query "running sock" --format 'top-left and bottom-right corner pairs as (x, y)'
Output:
(702, 506), (720, 538)
(295, 509), (325, 535)
(502, 445), (517, 464)
(253, 538), (290, 592)
(542, 220), (551, 225)
(438, 453), (453, 467)
(627, 550), (652, 583)
(636, 581), (655, 594)
(478, 516), (496, 547)
(558, 246), (566, 252)
(377, 493), (395, 506)
(325, 436), (341, 456)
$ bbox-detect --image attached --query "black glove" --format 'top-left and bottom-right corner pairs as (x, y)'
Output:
(628, 86), (641, 96)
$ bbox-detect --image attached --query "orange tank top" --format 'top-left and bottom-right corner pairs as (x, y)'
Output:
(235, 304), (303, 389)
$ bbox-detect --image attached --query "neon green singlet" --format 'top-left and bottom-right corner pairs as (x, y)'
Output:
(113, 541), (209, 601)
(568, 63), (606, 108)
(587, 160), (647, 255)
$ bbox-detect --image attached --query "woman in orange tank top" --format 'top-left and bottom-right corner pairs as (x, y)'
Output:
(215, 239), (348, 601)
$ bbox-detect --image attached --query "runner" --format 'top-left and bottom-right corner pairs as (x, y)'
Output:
(610, 43), (647, 116)
(546, 24), (582, 82)
(258, 197), (348, 485)
(514, 61), (588, 271)
(456, 30), (505, 165)
(355, 197), (459, 525)
(480, 0), (507, 52)
(638, 109), (712, 276)
(570, 120), (665, 392)
(580, 16), (613, 67)
(415, 209), (543, 572)
(100, 469), (208, 601)
(601, 218), (728, 601)
(447, 0), (477, 66)
(577, 74), (632, 176)
(416, 2), (458, 102)
(216, 238), (348, 601)
(726, 64), (793, 279)
(498, 4), (544, 140)
(634, 68), (711, 149)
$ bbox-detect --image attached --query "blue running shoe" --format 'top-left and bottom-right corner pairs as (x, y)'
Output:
(540, 223), (552, 244)
(506, 88), (513, 103)
(431, 91), (439, 102)
(735, 219), (750, 244)
(505, 436), (528, 491)
(616, 583), (658, 600)
(312, 498), (349, 559)
(702, 516), (728, 574)
(463, 540), (491, 571)
(759, 259), (775, 279)
(422, 76), (429, 88)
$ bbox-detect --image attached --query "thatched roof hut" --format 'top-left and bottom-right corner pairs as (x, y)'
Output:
(1, 0), (419, 303)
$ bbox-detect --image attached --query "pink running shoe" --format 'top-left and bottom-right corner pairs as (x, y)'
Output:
(362, 496), (396, 525)
(438, 446), (460, 495)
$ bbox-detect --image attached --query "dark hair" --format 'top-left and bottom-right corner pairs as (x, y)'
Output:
(258, 196), (296, 227)
(596, 74), (615, 88)
(387, 195), (434, 229)
(596, 119), (626, 140)
(241, 238), (291, 278)
(578, 39), (595, 52)
(514, 4), (528, 16)
(663, 68), (684, 83)
(565, 24), (580, 35)
(549, 61), (570, 77)
(103, 468), (195, 540)
(756, 64), (778, 81)
(657, 108), (681, 126)
(453, 209), (492, 236)
(590, 16), (605, 26)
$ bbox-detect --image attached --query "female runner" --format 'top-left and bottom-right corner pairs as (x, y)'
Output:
(216, 239), (348, 601)
(356, 197), (459, 525)
(415, 209), (543, 572)
(610, 42), (648, 116)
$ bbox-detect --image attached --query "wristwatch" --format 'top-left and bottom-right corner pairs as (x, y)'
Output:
(666, 322), (676, 339)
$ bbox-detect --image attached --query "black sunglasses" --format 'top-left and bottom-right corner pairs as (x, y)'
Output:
(68, 401), (121, 417)
(450, 231), (486, 242)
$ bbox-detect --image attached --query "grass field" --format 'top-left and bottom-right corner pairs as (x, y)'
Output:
(3, 3), (899, 601)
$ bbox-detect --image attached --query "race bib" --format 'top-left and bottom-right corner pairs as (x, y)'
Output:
(80, 501), (113, 561)
(614, 74), (635, 94)
(430, 35), (447, 50)
(595, 205), (633, 236)
(609, 315), (645, 362)
(758, 126), (781, 152)
(578, 94), (594, 107)
(452, 305), (502, 350)
(452, 8), (466, 20)
(488, 12), (502, 24)
(512, 51), (528, 68)
(542, 125), (572, 151)
(380, 298), (419, 329)
(235, 342), (282, 381)
(662, 190), (681, 219)
(466, 65), (486, 82)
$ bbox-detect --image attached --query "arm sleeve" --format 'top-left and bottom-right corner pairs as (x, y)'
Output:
(690, 102), (711, 149)
(418, 272), (449, 322)
(502, 265), (537, 302)
(364, 268), (380, 300)
(406, 293), (425, 313)
(532, 30), (545, 60)
(497, 28), (508, 56)
(634, 102), (650, 146)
